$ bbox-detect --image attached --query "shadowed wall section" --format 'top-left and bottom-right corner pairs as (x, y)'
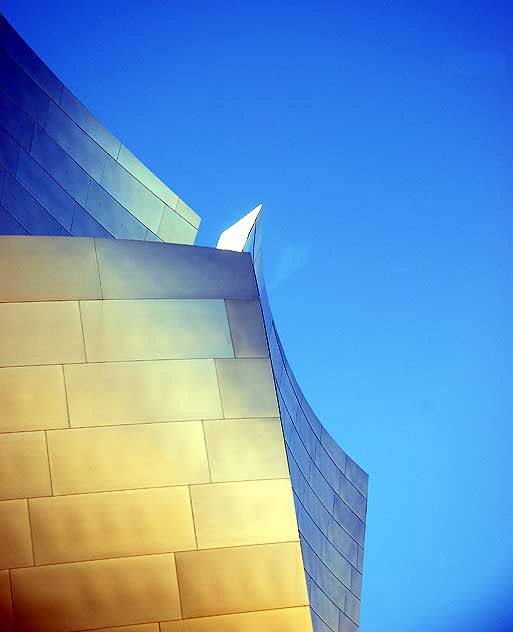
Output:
(0, 13), (200, 243)
(0, 235), (312, 632)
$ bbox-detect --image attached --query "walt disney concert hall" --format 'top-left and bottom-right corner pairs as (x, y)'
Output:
(0, 13), (368, 632)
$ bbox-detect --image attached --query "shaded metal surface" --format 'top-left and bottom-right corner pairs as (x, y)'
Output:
(0, 13), (200, 243)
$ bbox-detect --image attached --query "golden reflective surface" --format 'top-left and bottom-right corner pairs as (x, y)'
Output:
(191, 480), (298, 549)
(84, 626), (159, 632)
(0, 365), (68, 432)
(215, 358), (279, 418)
(0, 301), (85, 367)
(47, 422), (210, 495)
(0, 236), (101, 302)
(0, 432), (51, 500)
(11, 554), (181, 632)
(0, 569), (14, 632)
(64, 360), (223, 427)
(0, 235), (315, 632)
(203, 418), (289, 482)
(80, 299), (233, 362)
(30, 487), (196, 565)
(160, 607), (313, 631)
(175, 542), (309, 618)
(0, 500), (33, 569)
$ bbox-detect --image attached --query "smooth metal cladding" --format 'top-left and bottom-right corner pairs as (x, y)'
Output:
(0, 13), (200, 242)
(0, 236), (312, 632)
(244, 215), (368, 632)
(0, 12), (368, 632)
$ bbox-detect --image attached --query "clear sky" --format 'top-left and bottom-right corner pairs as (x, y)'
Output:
(2, 1), (512, 630)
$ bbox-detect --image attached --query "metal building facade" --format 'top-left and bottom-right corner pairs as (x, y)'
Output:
(0, 14), (367, 632)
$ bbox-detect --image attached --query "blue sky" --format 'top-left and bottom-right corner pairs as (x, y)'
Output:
(2, 1), (512, 630)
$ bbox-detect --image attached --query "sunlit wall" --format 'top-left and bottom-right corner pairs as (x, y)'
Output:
(0, 235), (314, 632)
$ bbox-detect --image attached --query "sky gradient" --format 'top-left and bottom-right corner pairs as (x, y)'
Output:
(1, 1), (512, 630)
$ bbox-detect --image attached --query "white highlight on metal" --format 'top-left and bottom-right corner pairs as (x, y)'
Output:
(216, 204), (262, 252)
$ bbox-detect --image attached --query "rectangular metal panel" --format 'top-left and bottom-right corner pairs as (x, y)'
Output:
(320, 427), (347, 473)
(30, 126), (91, 206)
(321, 537), (352, 590)
(345, 456), (369, 497)
(71, 204), (112, 238)
(0, 569), (14, 632)
(1, 173), (69, 236)
(101, 156), (165, 234)
(83, 626), (159, 632)
(0, 206), (27, 235)
(344, 590), (360, 625)
(47, 421), (210, 495)
(11, 554), (181, 632)
(85, 180), (146, 241)
(64, 359), (222, 426)
(203, 418), (289, 482)
(0, 301), (85, 366)
(59, 87), (121, 158)
(160, 606), (313, 631)
(332, 496), (365, 546)
(0, 236), (101, 302)
(95, 239), (258, 300)
(350, 567), (362, 598)
(30, 487), (196, 565)
(0, 123), (20, 175)
(225, 299), (269, 358)
(0, 18), (63, 101)
(191, 479), (298, 549)
(339, 475), (367, 522)
(0, 499), (33, 569)
(215, 358), (279, 418)
(0, 89), (33, 149)
(175, 542), (309, 618)
(0, 364), (68, 432)
(16, 150), (75, 230)
(80, 299), (233, 362)
(0, 206), (28, 235)
(308, 578), (340, 631)
(0, 431), (51, 500)
(0, 49), (49, 126)
(117, 145), (179, 210)
(175, 198), (201, 229)
(45, 102), (107, 182)
(327, 517), (358, 567)
(157, 207), (197, 245)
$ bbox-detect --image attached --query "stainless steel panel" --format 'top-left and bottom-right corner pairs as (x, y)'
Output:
(64, 359), (222, 427)
(0, 235), (101, 301)
(47, 421), (210, 495)
(0, 364), (68, 432)
(225, 299), (268, 358)
(203, 418), (288, 482)
(0, 300), (85, 366)
(215, 358), (279, 418)
(80, 299), (233, 362)
(0, 431), (51, 500)
(95, 239), (258, 300)
(11, 554), (181, 632)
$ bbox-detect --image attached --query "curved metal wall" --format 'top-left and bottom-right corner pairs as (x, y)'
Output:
(245, 216), (368, 632)
(0, 13), (200, 243)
